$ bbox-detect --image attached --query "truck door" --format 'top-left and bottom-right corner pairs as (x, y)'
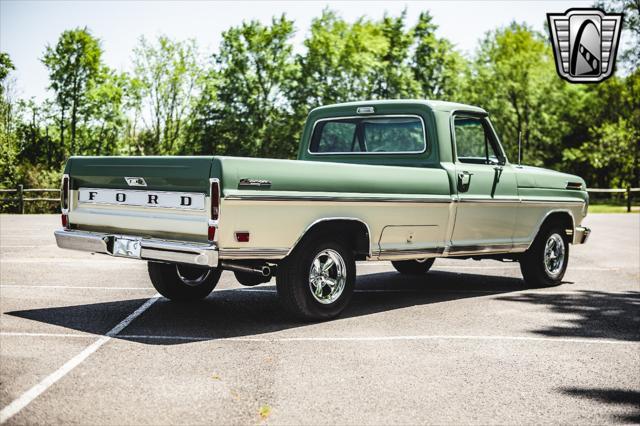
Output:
(450, 115), (518, 253)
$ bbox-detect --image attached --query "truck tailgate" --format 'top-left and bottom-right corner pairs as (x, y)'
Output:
(66, 156), (216, 242)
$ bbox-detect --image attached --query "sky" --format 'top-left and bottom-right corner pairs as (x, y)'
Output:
(1, 0), (596, 102)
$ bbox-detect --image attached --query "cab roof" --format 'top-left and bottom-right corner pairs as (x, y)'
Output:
(310, 99), (487, 115)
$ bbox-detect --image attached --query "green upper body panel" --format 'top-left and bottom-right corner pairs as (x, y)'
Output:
(64, 100), (587, 204)
(66, 156), (216, 192)
(217, 156), (451, 198)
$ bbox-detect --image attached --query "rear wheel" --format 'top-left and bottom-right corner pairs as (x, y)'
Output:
(148, 262), (221, 300)
(276, 236), (355, 321)
(520, 225), (569, 288)
(391, 258), (435, 275)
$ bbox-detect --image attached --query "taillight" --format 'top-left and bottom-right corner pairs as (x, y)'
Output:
(61, 174), (69, 212)
(61, 214), (69, 228)
(210, 179), (220, 220)
(208, 225), (216, 241)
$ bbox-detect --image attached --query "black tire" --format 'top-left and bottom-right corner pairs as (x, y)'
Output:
(234, 271), (270, 287)
(276, 236), (355, 321)
(391, 258), (435, 275)
(148, 262), (221, 301)
(520, 225), (570, 288)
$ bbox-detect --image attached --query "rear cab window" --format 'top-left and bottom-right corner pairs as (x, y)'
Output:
(309, 116), (428, 155)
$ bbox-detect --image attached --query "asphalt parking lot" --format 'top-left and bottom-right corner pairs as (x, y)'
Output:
(0, 214), (638, 425)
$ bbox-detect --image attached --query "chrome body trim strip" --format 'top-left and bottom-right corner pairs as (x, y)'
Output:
(307, 114), (428, 156)
(458, 198), (520, 204)
(224, 194), (452, 204)
(520, 199), (586, 205)
(224, 194), (585, 206)
(54, 229), (218, 267)
(446, 244), (514, 256)
(219, 248), (289, 260)
(377, 247), (443, 260)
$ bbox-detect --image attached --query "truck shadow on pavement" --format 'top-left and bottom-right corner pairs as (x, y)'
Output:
(7, 270), (527, 344)
(7, 270), (638, 344)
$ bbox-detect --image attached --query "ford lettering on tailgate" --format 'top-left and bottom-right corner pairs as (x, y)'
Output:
(78, 188), (205, 210)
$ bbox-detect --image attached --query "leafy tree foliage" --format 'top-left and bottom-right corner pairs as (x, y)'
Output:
(189, 15), (299, 158)
(132, 36), (202, 154)
(42, 27), (104, 155)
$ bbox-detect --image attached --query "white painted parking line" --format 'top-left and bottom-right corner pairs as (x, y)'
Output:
(2, 330), (635, 346)
(0, 332), (96, 339)
(0, 245), (56, 248)
(0, 259), (137, 264)
(0, 285), (154, 291)
(115, 333), (638, 346)
(0, 293), (160, 424)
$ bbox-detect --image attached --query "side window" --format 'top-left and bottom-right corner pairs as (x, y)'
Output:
(454, 116), (501, 164)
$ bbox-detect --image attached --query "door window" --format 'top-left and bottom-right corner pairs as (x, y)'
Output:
(454, 116), (502, 164)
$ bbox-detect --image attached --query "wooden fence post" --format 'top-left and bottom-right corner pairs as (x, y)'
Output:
(627, 187), (632, 213)
(17, 184), (24, 214)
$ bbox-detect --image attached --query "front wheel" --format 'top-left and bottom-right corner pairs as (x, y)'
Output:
(148, 262), (221, 300)
(520, 226), (569, 288)
(391, 258), (435, 275)
(276, 236), (355, 321)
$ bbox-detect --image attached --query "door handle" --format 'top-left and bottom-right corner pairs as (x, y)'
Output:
(457, 171), (473, 192)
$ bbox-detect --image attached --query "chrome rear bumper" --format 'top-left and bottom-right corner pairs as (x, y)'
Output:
(54, 229), (218, 267)
(573, 226), (591, 245)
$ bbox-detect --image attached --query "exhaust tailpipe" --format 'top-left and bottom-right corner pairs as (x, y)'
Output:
(221, 261), (271, 277)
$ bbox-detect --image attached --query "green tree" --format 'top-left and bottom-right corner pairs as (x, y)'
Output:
(42, 27), (104, 155)
(85, 71), (129, 155)
(190, 15), (299, 158)
(293, 10), (387, 108)
(0, 52), (17, 187)
(372, 11), (421, 98)
(0, 52), (15, 95)
(562, 69), (640, 188)
(132, 36), (201, 154)
(412, 12), (466, 100)
(597, 0), (640, 70)
(467, 23), (572, 165)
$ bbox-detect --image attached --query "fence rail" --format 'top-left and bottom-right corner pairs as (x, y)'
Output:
(0, 185), (61, 213)
(1, 186), (639, 213)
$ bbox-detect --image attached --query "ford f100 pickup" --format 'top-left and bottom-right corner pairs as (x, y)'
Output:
(55, 100), (590, 320)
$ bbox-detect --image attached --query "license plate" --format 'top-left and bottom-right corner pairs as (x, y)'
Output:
(113, 238), (142, 258)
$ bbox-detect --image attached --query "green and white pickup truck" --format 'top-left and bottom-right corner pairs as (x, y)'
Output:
(55, 100), (590, 320)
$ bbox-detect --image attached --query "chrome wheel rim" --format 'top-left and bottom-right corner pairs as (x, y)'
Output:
(176, 265), (211, 287)
(308, 249), (347, 305)
(543, 233), (565, 277)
